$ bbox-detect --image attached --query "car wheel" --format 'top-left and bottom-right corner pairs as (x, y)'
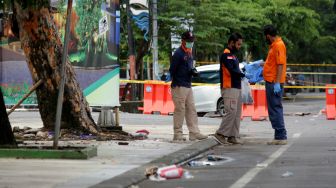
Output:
(217, 98), (225, 116)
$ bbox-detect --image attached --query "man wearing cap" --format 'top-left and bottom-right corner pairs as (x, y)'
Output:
(263, 25), (287, 145)
(169, 31), (207, 142)
(214, 33), (245, 145)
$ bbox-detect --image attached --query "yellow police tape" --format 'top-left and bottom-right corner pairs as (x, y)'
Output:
(288, 72), (336, 75)
(196, 62), (336, 67)
(288, 63), (336, 67)
(120, 79), (336, 88)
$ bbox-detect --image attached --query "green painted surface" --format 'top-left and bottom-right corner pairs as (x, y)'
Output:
(0, 146), (97, 159)
(83, 68), (119, 96)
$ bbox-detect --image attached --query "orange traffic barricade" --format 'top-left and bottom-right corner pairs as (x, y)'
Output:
(140, 81), (174, 115)
(325, 84), (336, 120)
(241, 89), (268, 121)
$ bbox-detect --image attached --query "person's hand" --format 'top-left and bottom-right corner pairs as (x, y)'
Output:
(274, 82), (281, 95)
(191, 68), (199, 77)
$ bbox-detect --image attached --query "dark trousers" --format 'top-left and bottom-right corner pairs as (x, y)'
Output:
(265, 82), (287, 140)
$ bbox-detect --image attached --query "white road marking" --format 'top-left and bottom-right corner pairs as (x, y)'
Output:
(229, 133), (302, 188)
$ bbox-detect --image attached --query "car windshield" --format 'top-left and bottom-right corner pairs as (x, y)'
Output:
(192, 70), (219, 84)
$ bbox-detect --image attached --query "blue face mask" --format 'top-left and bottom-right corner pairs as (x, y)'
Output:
(186, 42), (194, 49)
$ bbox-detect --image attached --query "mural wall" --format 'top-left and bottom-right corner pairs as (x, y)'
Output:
(0, 0), (120, 107)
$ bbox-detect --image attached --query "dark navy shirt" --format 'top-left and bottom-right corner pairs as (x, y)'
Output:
(169, 47), (193, 88)
(219, 48), (244, 89)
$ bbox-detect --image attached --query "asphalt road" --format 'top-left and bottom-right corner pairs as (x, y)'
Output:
(7, 95), (334, 188)
(137, 98), (336, 188)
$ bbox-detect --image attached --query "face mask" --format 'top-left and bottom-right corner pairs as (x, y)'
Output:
(186, 42), (194, 49)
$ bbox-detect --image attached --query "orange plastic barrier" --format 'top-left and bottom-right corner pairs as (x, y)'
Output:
(325, 84), (336, 120)
(241, 89), (268, 121)
(140, 82), (174, 115)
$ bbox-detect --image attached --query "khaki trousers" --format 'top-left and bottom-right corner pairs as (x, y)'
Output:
(216, 88), (242, 137)
(172, 86), (200, 135)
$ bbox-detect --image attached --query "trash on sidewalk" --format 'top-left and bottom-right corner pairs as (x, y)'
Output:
(182, 170), (194, 179)
(117, 141), (129, 145)
(294, 112), (311, 116)
(158, 165), (183, 179)
(188, 154), (234, 167)
(281, 171), (294, 178)
(133, 129), (150, 140)
(145, 165), (189, 181)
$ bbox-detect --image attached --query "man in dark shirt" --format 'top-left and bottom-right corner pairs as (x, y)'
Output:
(214, 33), (245, 145)
(169, 31), (207, 142)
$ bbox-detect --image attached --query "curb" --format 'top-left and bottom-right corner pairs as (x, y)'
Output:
(91, 138), (219, 188)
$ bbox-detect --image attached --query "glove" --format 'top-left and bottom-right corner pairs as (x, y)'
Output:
(274, 82), (281, 95)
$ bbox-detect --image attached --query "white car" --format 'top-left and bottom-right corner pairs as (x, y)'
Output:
(192, 64), (223, 115)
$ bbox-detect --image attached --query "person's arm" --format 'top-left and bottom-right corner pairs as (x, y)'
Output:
(169, 52), (180, 78)
(273, 43), (286, 95)
(223, 55), (245, 77)
(276, 64), (284, 83)
(275, 44), (286, 83)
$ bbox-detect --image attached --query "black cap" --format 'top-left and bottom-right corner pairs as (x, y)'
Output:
(181, 31), (195, 42)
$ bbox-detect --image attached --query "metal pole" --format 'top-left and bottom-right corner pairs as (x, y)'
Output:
(53, 0), (73, 149)
(126, 0), (137, 100)
(152, 0), (159, 80)
(114, 107), (120, 126)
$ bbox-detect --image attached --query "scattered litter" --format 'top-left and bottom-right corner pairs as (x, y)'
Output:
(80, 134), (96, 140)
(157, 165), (184, 179)
(295, 112), (311, 116)
(117, 142), (129, 145)
(133, 129), (150, 140)
(188, 154), (234, 167)
(189, 160), (211, 167)
(145, 166), (158, 177)
(281, 171), (293, 178)
(146, 165), (186, 181)
(149, 175), (166, 181)
(256, 163), (268, 168)
(182, 170), (194, 179)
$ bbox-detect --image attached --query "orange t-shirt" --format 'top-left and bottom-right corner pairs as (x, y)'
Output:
(263, 37), (287, 83)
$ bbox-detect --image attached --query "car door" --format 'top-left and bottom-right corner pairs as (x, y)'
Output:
(192, 70), (221, 113)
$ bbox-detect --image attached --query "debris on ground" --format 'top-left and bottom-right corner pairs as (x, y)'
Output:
(133, 129), (150, 140)
(13, 126), (133, 141)
(256, 163), (268, 168)
(188, 154), (234, 167)
(117, 142), (129, 145)
(146, 165), (188, 181)
(295, 112), (311, 116)
(281, 171), (294, 178)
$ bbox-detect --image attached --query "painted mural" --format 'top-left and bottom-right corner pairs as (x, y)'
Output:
(0, 0), (120, 107)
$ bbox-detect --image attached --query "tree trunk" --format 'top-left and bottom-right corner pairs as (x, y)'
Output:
(0, 89), (17, 147)
(14, 1), (98, 133)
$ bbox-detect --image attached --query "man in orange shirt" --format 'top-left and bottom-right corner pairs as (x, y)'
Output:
(263, 25), (287, 145)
